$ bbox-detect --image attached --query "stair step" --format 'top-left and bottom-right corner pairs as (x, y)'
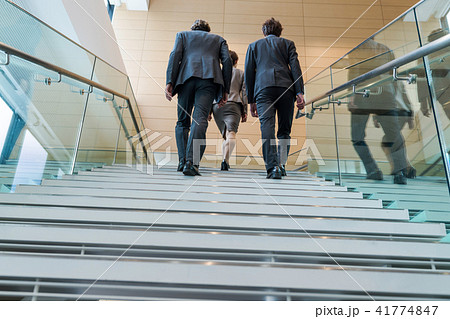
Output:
(0, 203), (408, 221)
(76, 170), (327, 183)
(0, 254), (449, 298)
(45, 177), (346, 192)
(2, 224), (448, 259)
(63, 174), (337, 187)
(15, 185), (380, 208)
(0, 196), (440, 237)
(41, 179), (357, 197)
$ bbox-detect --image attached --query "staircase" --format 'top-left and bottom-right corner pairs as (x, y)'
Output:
(0, 165), (449, 300)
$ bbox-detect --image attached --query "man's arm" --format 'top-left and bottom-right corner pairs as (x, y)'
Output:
(288, 40), (304, 96)
(220, 39), (232, 95)
(217, 39), (232, 107)
(244, 45), (256, 104)
(241, 70), (248, 112)
(165, 32), (183, 100)
(240, 71), (248, 121)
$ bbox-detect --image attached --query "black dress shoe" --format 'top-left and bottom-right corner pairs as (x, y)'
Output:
(393, 171), (407, 185)
(267, 166), (282, 179)
(183, 161), (201, 176)
(221, 160), (229, 171)
(177, 159), (186, 172)
(366, 170), (383, 180)
(279, 165), (287, 176)
(404, 166), (416, 179)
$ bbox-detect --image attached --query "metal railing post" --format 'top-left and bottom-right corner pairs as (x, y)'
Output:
(112, 104), (124, 165)
(414, 9), (450, 195)
(70, 58), (96, 175)
(330, 67), (342, 186)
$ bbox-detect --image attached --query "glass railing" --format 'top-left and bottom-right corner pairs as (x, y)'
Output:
(0, 0), (150, 192)
(305, 0), (450, 218)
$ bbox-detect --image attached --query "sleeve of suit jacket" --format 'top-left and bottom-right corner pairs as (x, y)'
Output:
(166, 32), (183, 85)
(244, 45), (256, 103)
(240, 70), (248, 115)
(220, 39), (233, 95)
(288, 40), (304, 95)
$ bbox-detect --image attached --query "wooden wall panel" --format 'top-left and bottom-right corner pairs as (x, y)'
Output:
(113, 0), (418, 165)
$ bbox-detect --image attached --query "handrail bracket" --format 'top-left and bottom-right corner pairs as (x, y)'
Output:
(393, 67), (417, 84)
(353, 85), (370, 98)
(0, 51), (10, 66)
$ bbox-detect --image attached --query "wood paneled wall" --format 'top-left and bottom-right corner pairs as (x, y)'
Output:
(112, 0), (418, 166)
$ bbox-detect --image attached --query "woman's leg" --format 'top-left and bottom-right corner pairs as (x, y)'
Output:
(223, 131), (237, 164)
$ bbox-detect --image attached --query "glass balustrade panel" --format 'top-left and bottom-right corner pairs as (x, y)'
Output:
(74, 88), (123, 172)
(0, 55), (89, 192)
(304, 68), (339, 178)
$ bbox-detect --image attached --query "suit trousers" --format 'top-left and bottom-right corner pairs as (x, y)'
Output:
(256, 87), (295, 172)
(351, 110), (407, 175)
(176, 77), (216, 165)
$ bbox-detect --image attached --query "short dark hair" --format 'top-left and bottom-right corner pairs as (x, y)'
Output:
(191, 19), (211, 32)
(428, 28), (448, 42)
(262, 17), (283, 37)
(229, 50), (238, 65)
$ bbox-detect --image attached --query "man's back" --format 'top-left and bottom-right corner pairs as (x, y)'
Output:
(245, 35), (303, 103)
(166, 30), (231, 97)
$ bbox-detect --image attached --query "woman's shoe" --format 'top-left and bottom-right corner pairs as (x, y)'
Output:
(221, 160), (229, 171)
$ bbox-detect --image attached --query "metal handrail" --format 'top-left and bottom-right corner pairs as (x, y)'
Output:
(0, 42), (128, 101)
(0, 41), (148, 164)
(303, 33), (450, 108)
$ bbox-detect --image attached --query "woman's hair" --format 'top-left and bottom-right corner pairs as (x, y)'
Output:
(191, 19), (211, 32)
(262, 17), (283, 37)
(229, 50), (238, 65)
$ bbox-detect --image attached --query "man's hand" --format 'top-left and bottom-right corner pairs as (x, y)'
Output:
(250, 103), (258, 118)
(296, 93), (305, 110)
(373, 115), (380, 128)
(165, 84), (173, 101)
(208, 114), (212, 122)
(218, 92), (228, 108)
(241, 113), (247, 123)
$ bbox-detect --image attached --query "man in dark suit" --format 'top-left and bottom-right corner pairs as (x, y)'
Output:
(348, 38), (410, 185)
(165, 19), (232, 176)
(245, 18), (305, 179)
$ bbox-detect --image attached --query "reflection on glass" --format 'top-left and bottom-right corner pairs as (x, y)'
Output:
(347, 38), (412, 184)
(11, 130), (48, 191)
(304, 68), (338, 176)
(0, 0), (95, 79)
(74, 89), (123, 172)
(0, 54), (91, 192)
(0, 0), (147, 192)
(0, 97), (13, 152)
(306, 0), (450, 216)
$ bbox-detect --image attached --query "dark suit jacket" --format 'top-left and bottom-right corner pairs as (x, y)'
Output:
(166, 30), (232, 101)
(244, 34), (304, 104)
(347, 39), (410, 114)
